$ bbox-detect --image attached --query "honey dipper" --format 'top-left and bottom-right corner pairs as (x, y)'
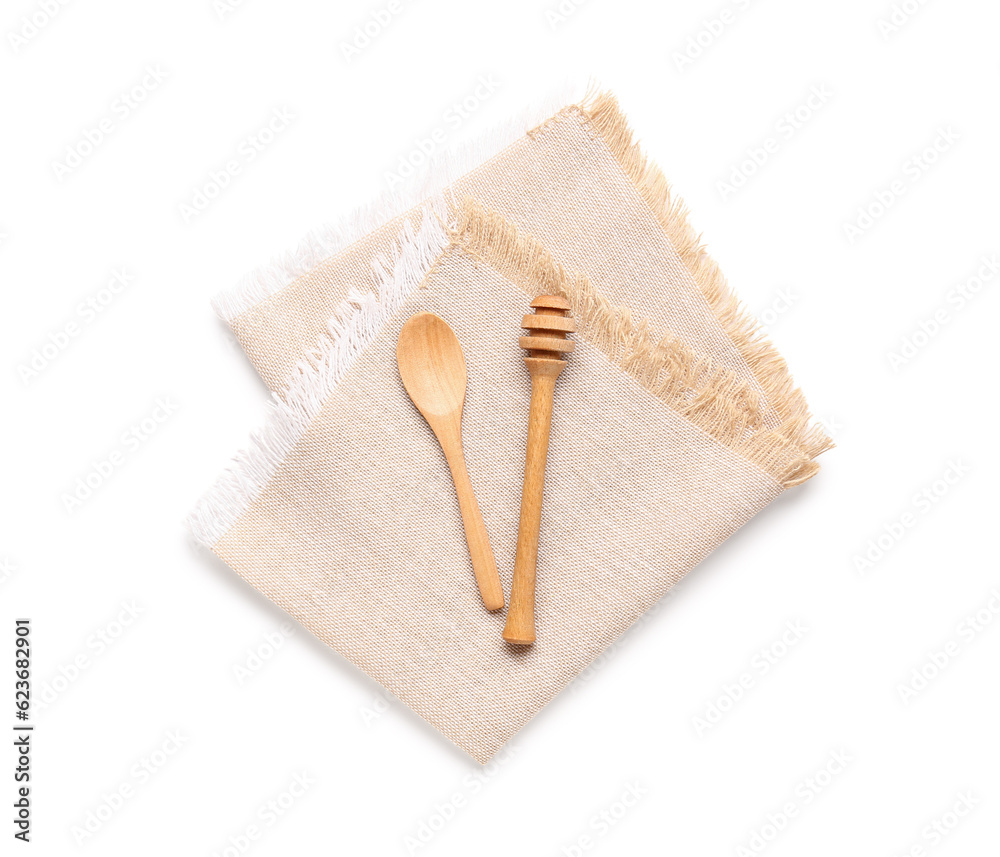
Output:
(502, 295), (575, 646)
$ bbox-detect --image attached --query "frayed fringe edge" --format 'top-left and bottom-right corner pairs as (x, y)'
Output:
(211, 81), (589, 323)
(187, 203), (452, 548)
(576, 91), (833, 478)
(451, 199), (827, 488)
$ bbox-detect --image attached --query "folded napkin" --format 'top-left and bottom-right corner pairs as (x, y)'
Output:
(189, 91), (831, 762)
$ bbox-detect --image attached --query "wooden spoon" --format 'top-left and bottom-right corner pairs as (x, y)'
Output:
(397, 312), (505, 612)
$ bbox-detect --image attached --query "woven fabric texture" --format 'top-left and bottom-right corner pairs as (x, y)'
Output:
(209, 232), (783, 762)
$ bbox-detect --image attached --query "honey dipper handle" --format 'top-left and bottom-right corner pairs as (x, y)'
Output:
(503, 360), (564, 645)
(442, 439), (505, 612)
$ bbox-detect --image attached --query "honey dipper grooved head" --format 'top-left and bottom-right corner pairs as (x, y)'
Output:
(521, 295), (575, 359)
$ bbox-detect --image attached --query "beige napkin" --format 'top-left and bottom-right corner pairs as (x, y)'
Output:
(189, 198), (829, 762)
(189, 91), (830, 761)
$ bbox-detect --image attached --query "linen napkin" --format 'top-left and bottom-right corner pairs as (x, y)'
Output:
(189, 188), (829, 761)
(214, 90), (828, 491)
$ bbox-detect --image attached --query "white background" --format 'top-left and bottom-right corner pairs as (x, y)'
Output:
(2, 0), (999, 854)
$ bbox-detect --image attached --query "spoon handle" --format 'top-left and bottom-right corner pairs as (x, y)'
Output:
(442, 441), (505, 612)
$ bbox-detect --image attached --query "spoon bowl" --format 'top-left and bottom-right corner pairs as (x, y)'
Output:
(396, 313), (467, 422)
